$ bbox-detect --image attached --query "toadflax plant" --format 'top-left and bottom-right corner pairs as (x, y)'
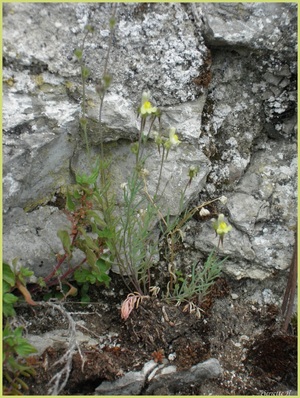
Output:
(46, 12), (233, 316)
(73, 34), (233, 313)
(109, 91), (233, 318)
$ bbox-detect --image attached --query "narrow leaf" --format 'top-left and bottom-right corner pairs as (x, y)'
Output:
(66, 191), (76, 211)
(57, 230), (72, 255)
(3, 262), (16, 286)
(16, 281), (37, 306)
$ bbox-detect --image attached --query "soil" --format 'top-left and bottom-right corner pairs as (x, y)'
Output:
(7, 274), (297, 396)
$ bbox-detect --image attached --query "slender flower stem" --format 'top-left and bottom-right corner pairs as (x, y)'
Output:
(155, 146), (166, 197)
(99, 4), (117, 161)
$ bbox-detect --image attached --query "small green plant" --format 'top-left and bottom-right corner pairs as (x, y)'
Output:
(42, 161), (112, 302)
(3, 262), (19, 317)
(2, 261), (38, 395)
(3, 260), (37, 315)
(167, 251), (227, 317)
(3, 323), (38, 395)
(68, 19), (233, 313)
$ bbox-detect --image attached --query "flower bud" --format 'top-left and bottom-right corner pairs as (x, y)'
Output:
(188, 165), (199, 180)
(169, 127), (180, 147)
(219, 195), (228, 205)
(200, 207), (210, 217)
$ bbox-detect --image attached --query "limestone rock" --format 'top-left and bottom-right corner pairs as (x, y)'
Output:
(145, 358), (222, 395)
(3, 2), (209, 212)
(27, 329), (98, 357)
(95, 360), (158, 396)
(95, 358), (222, 395)
(72, 141), (210, 217)
(2, 206), (83, 278)
(198, 2), (297, 53)
(2, 2), (297, 284)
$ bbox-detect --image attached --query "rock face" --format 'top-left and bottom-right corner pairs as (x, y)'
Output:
(3, 3), (297, 286)
(94, 358), (222, 395)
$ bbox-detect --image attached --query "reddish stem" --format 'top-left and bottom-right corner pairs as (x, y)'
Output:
(44, 231), (79, 283)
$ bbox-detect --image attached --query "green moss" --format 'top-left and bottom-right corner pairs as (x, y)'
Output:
(64, 81), (74, 90)
(23, 196), (51, 212)
(3, 77), (15, 87)
(34, 74), (44, 87)
(23, 175), (70, 213)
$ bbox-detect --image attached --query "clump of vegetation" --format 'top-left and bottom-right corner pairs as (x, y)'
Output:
(44, 160), (112, 302)
(2, 261), (38, 395)
(64, 18), (232, 313)
(3, 260), (37, 317)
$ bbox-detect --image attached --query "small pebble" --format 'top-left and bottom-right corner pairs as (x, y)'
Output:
(231, 293), (239, 300)
(168, 353), (176, 361)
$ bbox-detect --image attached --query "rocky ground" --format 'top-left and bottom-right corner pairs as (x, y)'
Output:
(9, 273), (297, 396)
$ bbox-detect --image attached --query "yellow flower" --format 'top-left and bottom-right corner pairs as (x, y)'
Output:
(163, 128), (181, 159)
(212, 214), (232, 247)
(217, 221), (232, 235)
(140, 100), (157, 115)
(139, 92), (157, 116)
(169, 127), (180, 147)
(153, 131), (162, 145)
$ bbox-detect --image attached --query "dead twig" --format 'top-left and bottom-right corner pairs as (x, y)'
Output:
(37, 301), (85, 395)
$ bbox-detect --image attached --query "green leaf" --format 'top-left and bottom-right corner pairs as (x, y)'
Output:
(3, 293), (19, 304)
(73, 189), (82, 200)
(75, 173), (84, 185)
(85, 210), (106, 228)
(14, 327), (24, 339)
(81, 282), (90, 294)
(79, 117), (88, 129)
(57, 230), (72, 255)
(74, 48), (83, 60)
(85, 24), (94, 33)
(74, 268), (90, 283)
(95, 258), (110, 273)
(109, 17), (116, 29)
(18, 267), (34, 284)
(97, 227), (115, 239)
(76, 161), (100, 185)
(87, 273), (96, 284)
(85, 247), (97, 267)
(43, 292), (53, 301)
(20, 267), (34, 277)
(96, 272), (110, 287)
(84, 235), (99, 252)
(15, 340), (38, 357)
(66, 191), (76, 211)
(3, 280), (12, 294)
(94, 259), (111, 287)
(3, 263), (16, 287)
(4, 336), (16, 348)
(82, 66), (90, 79)
(37, 277), (46, 288)
(80, 294), (90, 303)
(3, 303), (16, 317)
(103, 73), (112, 88)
